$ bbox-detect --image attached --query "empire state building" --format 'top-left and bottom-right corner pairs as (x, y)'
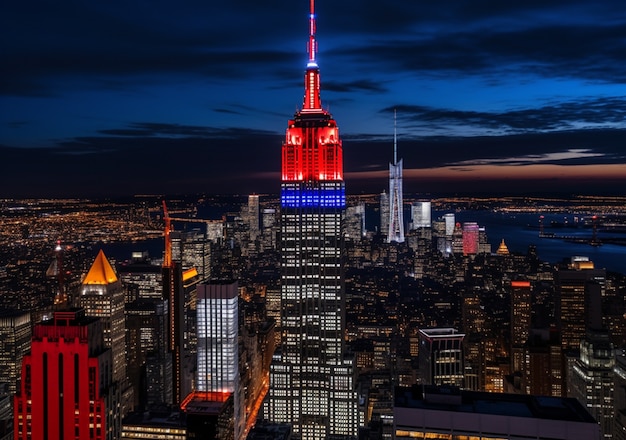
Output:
(264, 1), (359, 438)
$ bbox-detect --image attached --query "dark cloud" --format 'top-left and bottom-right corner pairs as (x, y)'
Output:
(381, 97), (626, 134)
(324, 80), (387, 94)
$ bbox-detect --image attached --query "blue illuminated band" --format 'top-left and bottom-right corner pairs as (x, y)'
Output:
(281, 185), (345, 208)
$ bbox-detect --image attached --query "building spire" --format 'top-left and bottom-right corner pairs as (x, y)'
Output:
(308, 0), (317, 66)
(394, 108), (397, 164)
(303, 0), (321, 111)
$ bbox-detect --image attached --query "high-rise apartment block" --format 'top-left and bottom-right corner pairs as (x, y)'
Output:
(264, 2), (359, 438)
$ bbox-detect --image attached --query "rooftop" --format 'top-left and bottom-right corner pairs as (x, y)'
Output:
(395, 385), (597, 424)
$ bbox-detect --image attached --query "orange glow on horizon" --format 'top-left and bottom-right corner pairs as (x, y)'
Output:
(346, 163), (626, 182)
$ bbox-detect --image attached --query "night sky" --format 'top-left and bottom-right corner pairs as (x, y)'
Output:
(2, 0), (626, 198)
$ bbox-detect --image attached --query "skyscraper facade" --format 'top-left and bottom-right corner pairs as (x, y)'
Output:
(80, 250), (126, 385)
(265, 2), (359, 438)
(0, 310), (30, 397)
(387, 112), (404, 243)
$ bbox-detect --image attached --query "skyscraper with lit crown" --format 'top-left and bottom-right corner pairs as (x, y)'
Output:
(388, 110), (404, 243)
(264, 1), (359, 438)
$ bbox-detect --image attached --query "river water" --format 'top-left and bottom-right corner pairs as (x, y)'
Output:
(446, 210), (626, 274)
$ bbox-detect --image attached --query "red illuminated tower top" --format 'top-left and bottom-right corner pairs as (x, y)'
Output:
(282, 0), (343, 184)
(303, 0), (321, 111)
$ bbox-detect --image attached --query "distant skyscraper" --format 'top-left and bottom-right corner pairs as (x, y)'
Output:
(14, 309), (113, 440)
(265, 1), (359, 438)
(411, 201), (431, 229)
(345, 203), (366, 240)
(387, 111), (404, 243)
(462, 222), (479, 255)
(248, 194), (260, 241)
(444, 213), (455, 236)
(380, 191), (389, 236)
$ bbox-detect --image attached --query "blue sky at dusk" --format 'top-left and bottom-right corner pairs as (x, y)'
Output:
(1, 0), (625, 197)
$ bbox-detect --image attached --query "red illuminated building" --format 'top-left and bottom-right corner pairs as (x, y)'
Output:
(14, 309), (113, 440)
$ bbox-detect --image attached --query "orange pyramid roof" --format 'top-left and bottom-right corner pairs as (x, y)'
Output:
(83, 250), (118, 284)
(496, 239), (510, 255)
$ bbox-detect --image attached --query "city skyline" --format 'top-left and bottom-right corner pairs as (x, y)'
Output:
(2, 0), (626, 197)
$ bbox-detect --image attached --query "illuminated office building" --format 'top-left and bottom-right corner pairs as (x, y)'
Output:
(510, 280), (531, 374)
(264, 1), (359, 438)
(418, 328), (465, 387)
(387, 112), (404, 243)
(196, 281), (238, 394)
(14, 309), (113, 440)
(556, 257), (605, 351)
(568, 328), (615, 439)
(79, 250), (129, 432)
(80, 250), (127, 385)
(248, 194), (260, 241)
(0, 310), (30, 397)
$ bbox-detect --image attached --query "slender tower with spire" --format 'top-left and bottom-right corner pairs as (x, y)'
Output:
(388, 109), (405, 243)
(264, 1), (359, 438)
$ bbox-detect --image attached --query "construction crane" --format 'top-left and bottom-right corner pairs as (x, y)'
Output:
(162, 200), (173, 268)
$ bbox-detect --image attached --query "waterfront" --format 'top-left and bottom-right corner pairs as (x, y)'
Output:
(449, 210), (626, 274)
(97, 208), (626, 275)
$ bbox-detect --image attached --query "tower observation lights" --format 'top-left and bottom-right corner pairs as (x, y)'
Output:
(265, 1), (360, 438)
